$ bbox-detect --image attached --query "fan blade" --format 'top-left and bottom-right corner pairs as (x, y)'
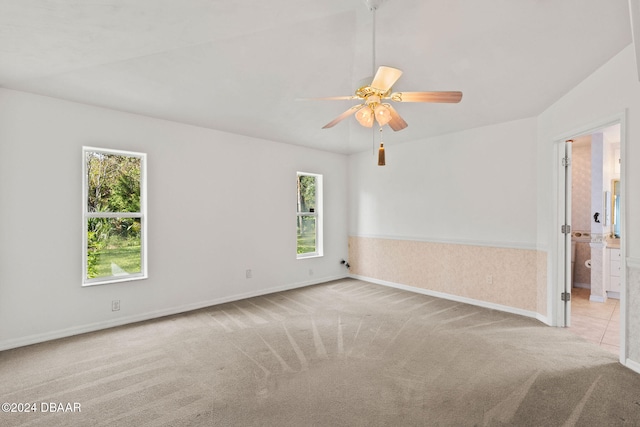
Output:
(391, 91), (463, 103)
(370, 66), (403, 92)
(385, 104), (408, 131)
(300, 96), (358, 101)
(322, 104), (365, 129)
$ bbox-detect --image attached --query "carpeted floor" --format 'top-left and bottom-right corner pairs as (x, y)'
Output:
(1, 278), (639, 426)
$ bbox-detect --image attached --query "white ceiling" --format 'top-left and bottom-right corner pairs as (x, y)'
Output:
(0, 0), (632, 154)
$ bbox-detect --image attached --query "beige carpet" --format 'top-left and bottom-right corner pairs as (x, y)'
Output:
(1, 278), (639, 426)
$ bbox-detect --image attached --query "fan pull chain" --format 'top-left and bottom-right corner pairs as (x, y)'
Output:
(378, 126), (385, 166)
(372, 126), (378, 157)
(371, 126), (378, 157)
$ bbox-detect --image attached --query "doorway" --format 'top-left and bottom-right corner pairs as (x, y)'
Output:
(557, 119), (624, 358)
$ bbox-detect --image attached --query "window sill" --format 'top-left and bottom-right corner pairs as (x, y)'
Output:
(297, 253), (323, 260)
(83, 274), (148, 287)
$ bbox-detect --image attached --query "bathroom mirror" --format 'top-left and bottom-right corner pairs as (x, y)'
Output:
(612, 179), (620, 238)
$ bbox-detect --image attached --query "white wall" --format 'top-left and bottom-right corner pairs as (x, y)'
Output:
(0, 89), (349, 350)
(536, 43), (640, 365)
(349, 117), (538, 248)
(347, 118), (545, 319)
(537, 44), (639, 254)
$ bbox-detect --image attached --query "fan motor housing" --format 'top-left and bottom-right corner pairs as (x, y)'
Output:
(355, 86), (390, 100)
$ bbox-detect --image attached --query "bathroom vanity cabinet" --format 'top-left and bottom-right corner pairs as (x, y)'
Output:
(605, 247), (621, 298)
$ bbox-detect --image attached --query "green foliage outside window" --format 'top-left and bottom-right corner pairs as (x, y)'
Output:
(86, 152), (142, 279)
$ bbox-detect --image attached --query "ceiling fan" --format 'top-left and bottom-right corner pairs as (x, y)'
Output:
(320, 66), (463, 131)
(317, 0), (462, 132)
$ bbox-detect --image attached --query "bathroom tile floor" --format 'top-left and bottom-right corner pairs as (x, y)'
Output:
(568, 287), (620, 355)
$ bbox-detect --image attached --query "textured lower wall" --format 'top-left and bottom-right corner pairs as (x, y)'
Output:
(536, 250), (548, 318)
(627, 261), (640, 364)
(349, 236), (546, 315)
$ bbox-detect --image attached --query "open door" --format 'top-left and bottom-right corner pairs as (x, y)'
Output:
(562, 140), (572, 327)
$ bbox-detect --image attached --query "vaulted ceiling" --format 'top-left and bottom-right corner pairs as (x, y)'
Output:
(0, 0), (632, 153)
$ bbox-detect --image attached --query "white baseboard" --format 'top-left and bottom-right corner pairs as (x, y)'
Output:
(535, 313), (552, 326)
(349, 274), (543, 322)
(573, 282), (590, 289)
(0, 275), (348, 352)
(589, 295), (606, 303)
(624, 358), (640, 375)
(606, 291), (620, 300)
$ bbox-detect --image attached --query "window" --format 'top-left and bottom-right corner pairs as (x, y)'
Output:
(297, 172), (322, 258)
(83, 147), (147, 285)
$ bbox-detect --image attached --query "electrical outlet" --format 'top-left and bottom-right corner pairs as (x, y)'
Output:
(112, 300), (120, 311)
(246, 269), (252, 279)
(486, 275), (493, 285)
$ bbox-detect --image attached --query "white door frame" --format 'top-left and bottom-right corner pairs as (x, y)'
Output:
(552, 111), (626, 364)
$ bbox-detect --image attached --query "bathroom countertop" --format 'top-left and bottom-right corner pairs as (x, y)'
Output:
(607, 239), (621, 249)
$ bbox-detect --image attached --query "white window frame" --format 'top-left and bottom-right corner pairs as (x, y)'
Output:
(82, 147), (147, 286)
(296, 172), (323, 259)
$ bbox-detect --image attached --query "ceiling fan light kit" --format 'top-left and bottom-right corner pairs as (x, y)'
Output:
(355, 106), (374, 127)
(374, 104), (392, 126)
